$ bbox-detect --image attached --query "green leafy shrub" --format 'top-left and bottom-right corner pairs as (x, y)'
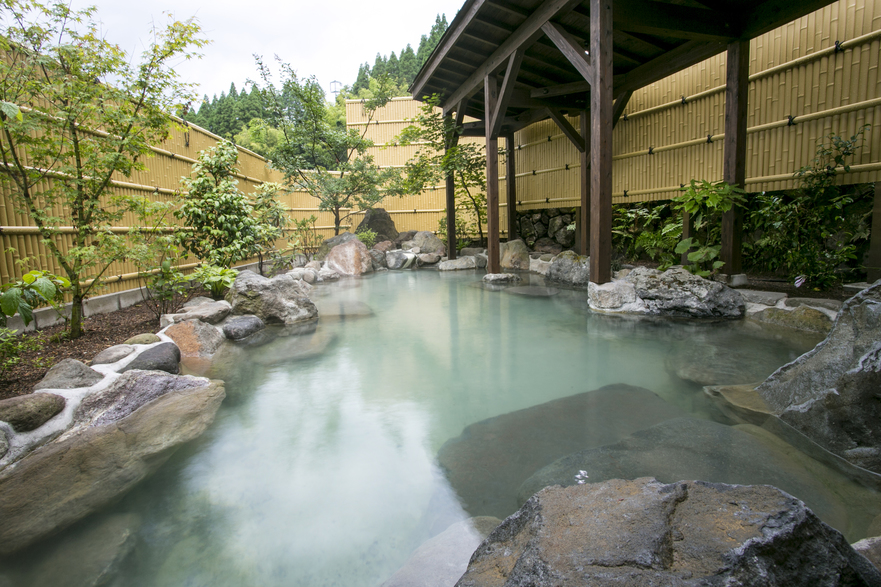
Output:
(144, 259), (191, 319)
(289, 215), (325, 261)
(0, 327), (42, 375)
(192, 265), (239, 300)
(355, 228), (378, 248)
(0, 270), (70, 327)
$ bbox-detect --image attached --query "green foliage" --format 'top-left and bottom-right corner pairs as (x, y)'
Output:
(398, 95), (488, 244)
(744, 126), (870, 289)
(143, 259), (190, 319)
(672, 180), (746, 277)
(191, 264), (238, 300)
(355, 228), (378, 248)
(612, 202), (675, 261)
(0, 327), (42, 375)
(255, 59), (405, 235)
(289, 215), (324, 261)
(0, 0), (207, 337)
(252, 182), (293, 276)
(233, 118), (284, 157)
(185, 83), (265, 139)
(175, 140), (265, 266)
(0, 270), (70, 327)
(634, 222), (682, 267)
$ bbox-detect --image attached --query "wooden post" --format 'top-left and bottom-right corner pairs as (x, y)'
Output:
(868, 182), (881, 283)
(580, 109), (590, 256)
(721, 39), (749, 275)
(505, 133), (517, 241)
(445, 170), (457, 260)
(590, 0), (613, 285)
(485, 74), (501, 274)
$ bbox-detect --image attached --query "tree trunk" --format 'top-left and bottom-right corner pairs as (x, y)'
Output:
(333, 208), (341, 236)
(70, 291), (85, 339)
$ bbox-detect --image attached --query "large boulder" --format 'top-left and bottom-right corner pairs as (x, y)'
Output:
(591, 266), (745, 318)
(499, 239), (530, 271)
(315, 231), (358, 260)
(91, 344), (135, 365)
(0, 371), (225, 554)
(438, 256), (478, 271)
(757, 282), (881, 473)
(221, 315), (265, 341)
(324, 239), (374, 276)
(0, 393), (65, 432)
(532, 237), (562, 255)
(386, 250), (416, 270)
(456, 478), (881, 587)
(356, 208), (399, 243)
(403, 231), (446, 255)
(545, 251), (590, 286)
(33, 359), (103, 391)
(369, 248), (388, 270)
(750, 305), (834, 334)
(120, 342), (181, 375)
(437, 384), (686, 519)
(163, 319), (225, 359)
(394, 230), (418, 247)
(159, 299), (230, 328)
(226, 270), (317, 325)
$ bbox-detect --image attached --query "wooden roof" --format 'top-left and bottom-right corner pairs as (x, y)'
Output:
(410, 0), (838, 133)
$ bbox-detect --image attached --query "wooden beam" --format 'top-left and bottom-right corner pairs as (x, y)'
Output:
(443, 0), (583, 115)
(612, 90), (632, 125)
(411, 0), (488, 97)
(541, 21), (594, 84)
(613, 0), (735, 42)
(616, 40), (726, 94)
(485, 74), (501, 274)
(547, 108), (585, 152)
(491, 49), (525, 137)
(531, 76), (630, 99)
(505, 133), (518, 241)
(445, 104), (467, 260)
(590, 0), (613, 285)
(580, 108), (590, 256)
(742, 0), (840, 39)
(868, 182), (881, 283)
(486, 0), (530, 19)
(721, 39), (749, 276)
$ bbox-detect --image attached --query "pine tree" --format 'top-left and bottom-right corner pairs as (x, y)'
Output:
(399, 44), (418, 87)
(386, 51), (400, 86)
(352, 63), (370, 94)
(372, 53), (387, 80)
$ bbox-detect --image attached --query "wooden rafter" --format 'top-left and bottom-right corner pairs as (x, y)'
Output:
(541, 21), (595, 84)
(547, 108), (585, 152)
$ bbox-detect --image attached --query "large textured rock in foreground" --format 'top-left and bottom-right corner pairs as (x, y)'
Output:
(457, 478), (881, 587)
(499, 239), (530, 271)
(403, 231), (446, 255)
(437, 384), (686, 519)
(226, 270), (317, 325)
(545, 251), (590, 286)
(590, 266), (745, 318)
(757, 282), (881, 473)
(0, 371), (225, 555)
(0, 393), (65, 432)
(324, 239), (374, 276)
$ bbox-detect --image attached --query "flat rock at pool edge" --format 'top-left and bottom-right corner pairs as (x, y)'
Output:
(123, 333), (161, 345)
(226, 270), (318, 325)
(120, 342), (181, 374)
(456, 478), (881, 587)
(222, 315), (265, 340)
(91, 344), (135, 365)
(159, 300), (231, 328)
(34, 359), (103, 391)
(0, 393), (65, 432)
(436, 384), (686, 519)
(518, 417), (876, 535)
(750, 306), (833, 333)
(438, 257), (477, 271)
(163, 319), (225, 359)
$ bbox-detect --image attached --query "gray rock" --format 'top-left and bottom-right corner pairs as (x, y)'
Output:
(853, 537), (881, 572)
(408, 231), (446, 255)
(123, 333), (161, 345)
(222, 315), (265, 340)
(751, 305), (834, 333)
(518, 417), (870, 535)
(458, 478), (881, 587)
(438, 257), (477, 271)
(121, 342), (181, 375)
(532, 237), (562, 255)
(547, 215), (568, 236)
(588, 279), (642, 312)
(545, 250), (590, 286)
(499, 239), (530, 271)
(757, 283), (881, 473)
(474, 253), (488, 269)
(91, 344), (135, 365)
(553, 226), (575, 248)
(315, 231), (358, 260)
(625, 266), (745, 318)
(741, 289), (789, 306)
(0, 393), (65, 432)
(374, 240), (395, 253)
(386, 250), (416, 270)
(163, 319), (225, 359)
(529, 257), (551, 276)
(369, 248), (387, 270)
(0, 375), (224, 555)
(159, 300), (231, 328)
(34, 359), (103, 391)
(305, 260), (321, 271)
(483, 273), (521, 284)
(288, 267), (318, 283)
(317, 267), (340, 282)
(356, 208), (399, 243)
(786, 297), (844, 312)
(395, 230), (418, 246)
(23, 513), (141, 587)
(0, 429), (6, 459)
(518, 217), (535, 240)
(183, 296), (214, 308)
(325, 239), (374, 276)
(382, 517), (501, 587)
(666, 341), (796, 386)
(418, 253), (441, 265)
(459, 247), (486, 257)
(437, 384), (686, 519)
(226, 270), (318, 325)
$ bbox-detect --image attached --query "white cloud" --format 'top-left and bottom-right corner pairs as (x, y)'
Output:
(69, 0), (464, 100)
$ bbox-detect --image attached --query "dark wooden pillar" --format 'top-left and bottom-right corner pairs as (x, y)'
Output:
(868, 182), (881, 283)
(721, 39), (749, 275)
(485, 75), (501, 274)
(445, 170), (457, 260)
(580, 109), (590, 257)
(589, 0), (613, 284)
(505, 133), (517, 241)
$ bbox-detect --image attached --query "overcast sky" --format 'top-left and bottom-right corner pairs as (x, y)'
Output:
(68, 0), (464, 103)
